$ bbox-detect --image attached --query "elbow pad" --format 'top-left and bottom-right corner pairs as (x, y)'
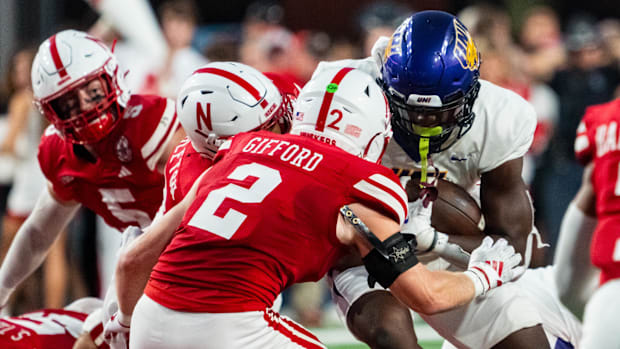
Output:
(363, 232), (419, 289)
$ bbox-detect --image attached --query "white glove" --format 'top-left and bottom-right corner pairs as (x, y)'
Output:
(120, 226), (143, 251)
(103, 312), (131, 349)
(402, 199), (448, 253)
(465, 237), (524, 297)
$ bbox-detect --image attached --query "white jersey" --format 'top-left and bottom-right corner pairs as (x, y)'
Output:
(312, 57), (537, 195)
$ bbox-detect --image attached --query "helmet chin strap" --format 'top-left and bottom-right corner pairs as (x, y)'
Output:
(411, 124), (442, 186)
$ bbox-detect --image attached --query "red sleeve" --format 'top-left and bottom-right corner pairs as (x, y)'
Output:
(163, 138), (191, 212)
(125, 95), (179, 171)
(348, 163), (408, 226)
(37, 127), (75, 202)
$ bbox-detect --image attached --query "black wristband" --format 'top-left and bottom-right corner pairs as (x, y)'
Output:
(362, 233), (419, 288)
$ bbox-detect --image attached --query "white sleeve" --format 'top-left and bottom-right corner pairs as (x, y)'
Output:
(0, 188), (79, 306)
(478, 90), (537, 173)
(553, 202), (600, 319)
(311, 57), (382, 81)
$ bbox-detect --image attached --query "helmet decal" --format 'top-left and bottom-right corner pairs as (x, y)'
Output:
(195, 102), (212, 132)
(315, 67), (354, 132)
(384, 17), (408, 61)
(194, 67), (270, 109)
(48, 35), (71, 83)
(453, 19), (480, 71)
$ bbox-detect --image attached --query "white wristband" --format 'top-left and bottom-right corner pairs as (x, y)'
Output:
(464, 269), (486, 297)
(116, 311), (132, 327)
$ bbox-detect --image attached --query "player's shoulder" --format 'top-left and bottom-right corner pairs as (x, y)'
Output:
(474, 80), (536, 137)
(312, 57), (380, 80)
(122, 94), (175, 124)
(121, 94), (178, 169)
(38, 125), (71, 169)
(477, 80), (536, 121)
(582, 98), (620, 124)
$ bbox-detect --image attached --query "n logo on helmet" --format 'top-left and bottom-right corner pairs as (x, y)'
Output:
(196, 102), (212, 131)
(453, 19), (480, 71)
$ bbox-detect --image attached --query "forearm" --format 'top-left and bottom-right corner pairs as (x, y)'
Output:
(554, 201), (598, 319)
(0, 189), (78, 304)
(390, 266), (475, 314)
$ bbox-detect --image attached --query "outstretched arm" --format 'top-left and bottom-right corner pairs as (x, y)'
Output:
(554, 163), (599, 319)
(0, 182), (79, 306)
(338, 203), (521, 315)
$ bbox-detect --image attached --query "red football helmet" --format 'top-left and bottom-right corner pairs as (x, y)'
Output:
(31, 30), (130, 144)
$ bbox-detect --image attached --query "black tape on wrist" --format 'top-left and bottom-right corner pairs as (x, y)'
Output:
(362, 233), (419, 289)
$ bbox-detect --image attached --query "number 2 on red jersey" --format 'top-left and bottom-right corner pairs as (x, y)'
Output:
(187, 163), (282, 239)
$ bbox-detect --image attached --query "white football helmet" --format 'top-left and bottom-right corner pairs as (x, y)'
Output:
(291, 67), (392, 163)
(177, 62), (289, 157)
(31, 30), (130, 144)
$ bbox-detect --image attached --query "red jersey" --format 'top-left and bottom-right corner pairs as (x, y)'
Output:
(162, 137), (213, 213)
(38, 94), (178, 230)
(0, 309), (87, 349)
(574, 98), (620, 284)
(146, 131), (408, 313)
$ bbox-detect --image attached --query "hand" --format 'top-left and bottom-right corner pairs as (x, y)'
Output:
(465, 237), (524, 296)
(402, 199), (447, 253)
(120, 226), (144, 250)
(103, 312), (131, 349)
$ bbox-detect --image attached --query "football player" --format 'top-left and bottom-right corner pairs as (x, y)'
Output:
(557, 98), (620, 348)
(124, 67), (523, 349)
(0, 297), (103, 349)
(103, 62), (300, 342)
(0, 30), (183, 313)
(312, 10), (581, 349)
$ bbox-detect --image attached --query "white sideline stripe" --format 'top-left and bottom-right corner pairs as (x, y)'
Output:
(142, 98), (178, 170)
(368, 173), (407, 211)
(353, 180), (406, 224)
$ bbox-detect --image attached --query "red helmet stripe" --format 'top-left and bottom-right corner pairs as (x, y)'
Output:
(315, 67), (354, 132)
(49, 34), (70, 81)
(194, 67), (269, 108)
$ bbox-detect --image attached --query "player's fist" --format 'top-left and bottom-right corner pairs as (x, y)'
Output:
(103, 312), (131, 349)
(402, 199), (447, 253)
(465, 237), (524, 296)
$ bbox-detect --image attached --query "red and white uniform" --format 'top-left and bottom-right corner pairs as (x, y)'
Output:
(575, 98), (620, 285)
(162, 138), (213, 213)
(133, 131), (407, 349)
(0, 309), (87, 349)
(38, 94), (178, 230)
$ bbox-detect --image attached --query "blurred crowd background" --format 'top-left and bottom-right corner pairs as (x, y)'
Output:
(1, 0), (620, 329)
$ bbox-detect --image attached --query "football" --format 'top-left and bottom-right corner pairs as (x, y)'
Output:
(406, 178), (484, 236)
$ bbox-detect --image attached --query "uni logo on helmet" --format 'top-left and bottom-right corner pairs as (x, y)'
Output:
(453, 19), (480, 71)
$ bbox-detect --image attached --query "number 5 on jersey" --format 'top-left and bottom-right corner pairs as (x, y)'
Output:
(187, 163), (282, 239)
